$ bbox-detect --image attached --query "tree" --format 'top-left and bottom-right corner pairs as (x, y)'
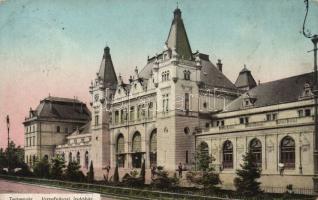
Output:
(65, 161), (85, 182)
(234, 151), (262, 196)
(186, 142), (221, 192)
(5, 141), (25, 173)
(50, 156), (65, 180)
(0, 148), (7, 171)
(33, 156), (51, 178)
(87, 161), (94, 183)
(195, 142), (213, 171)
(113, 164), (119, 183)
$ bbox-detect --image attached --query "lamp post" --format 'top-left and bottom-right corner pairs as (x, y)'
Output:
(6, 115), (10, 149)
(302, 0), (318, 191)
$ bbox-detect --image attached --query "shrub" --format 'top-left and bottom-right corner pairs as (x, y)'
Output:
(14, 163), (33, 177)
(151, 167), (178, 189)
(33, 157), (50, 178)
(186, 170), (221, 191)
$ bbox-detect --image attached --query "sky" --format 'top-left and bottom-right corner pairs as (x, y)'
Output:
(0, 0), (318, 148)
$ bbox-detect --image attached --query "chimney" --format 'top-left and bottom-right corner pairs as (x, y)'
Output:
(217, 59), (223, 72)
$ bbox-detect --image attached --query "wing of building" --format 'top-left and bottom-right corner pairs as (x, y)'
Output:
(23, 7), (317, 193)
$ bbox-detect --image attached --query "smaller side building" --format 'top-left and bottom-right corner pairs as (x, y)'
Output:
(23, 96), (91, 167)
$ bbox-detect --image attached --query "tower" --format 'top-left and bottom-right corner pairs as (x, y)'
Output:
(89, 46), (117, 177)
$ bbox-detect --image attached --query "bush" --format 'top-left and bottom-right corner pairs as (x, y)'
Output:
(186, 170), (221, 191)
(151, 167), (178, 189)
(113, 165), (119, 183)
(121, 172), (144, 187)
(33, 157), (50, 178)
(15, 163), (33, 177)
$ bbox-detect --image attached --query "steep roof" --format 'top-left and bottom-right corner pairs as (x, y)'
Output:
(235, 65), (257, 90)
(139, 54), (237, 91)
(226, 72), (314, 112)
(29, 96), (91, 121)
(166, 8), (193, 60)
(98, 46), (117, 89)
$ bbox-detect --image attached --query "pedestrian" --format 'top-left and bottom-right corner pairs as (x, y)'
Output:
(178, 162), (183, 178)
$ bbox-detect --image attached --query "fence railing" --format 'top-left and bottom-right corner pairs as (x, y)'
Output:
(0, 174), (237, 200)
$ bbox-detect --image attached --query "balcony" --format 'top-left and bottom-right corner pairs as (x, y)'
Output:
(204, 116), (314, 134)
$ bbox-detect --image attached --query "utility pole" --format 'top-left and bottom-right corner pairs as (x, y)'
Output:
(6, 115), (10, 149)
(302, 0), (318, 192)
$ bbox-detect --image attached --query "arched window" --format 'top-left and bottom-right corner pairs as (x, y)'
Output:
(69, 152), (72, 162)
(132, 132), (142, 168)
(280, 136), (295, 169)
(222, 140), (233, 169)
(249, 138), (262, 167)
(116, 134), (125, 168)
(132, 132), (141, 152)
(85, 151), (89, 169)
(76, 152), (80, 164)
(149, 129), (157, 167)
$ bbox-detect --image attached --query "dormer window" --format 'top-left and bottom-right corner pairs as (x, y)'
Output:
(242, 93), (257, 108)
(184, 70), (191, 80)
(300, 83), (313, 99)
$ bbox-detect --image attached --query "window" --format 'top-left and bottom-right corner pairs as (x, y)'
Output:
(305, 109), (311, 117)
(298, 110), (304, 117)
(95, 115), (99, 126)
(203, 102), (207, 108)
(205, 123), (210, 128)
(161, 71), (170, 82)
(216, 120), (224, 127)
(76, 152), (80, 164)
(56, 126), (60, 133)
(185, 93), (190, 111)
(132, 132), (142, 168)
(280, 136), (295, 169)
(184, 70), (191, 80)
(130, 106), (135, 121)
(249, 138), (262, 167)
(186, 151), (189, 164)
(65, 127), (68, 133)
(137, 105), (141, 120)
(33, 137), (35, 146)
(149, 129), (157, 167)
(184, 127), (190, 134)
(148, 102), (153, 119)
(85, 151), (89, 169)
(115, 111), (119, 124)
(239, 117), (249, 124)
(222, 140), (233, 169)
(116, 134), (125, 168)
(162, 94), (169, 113)
(266, 113), (277, 121)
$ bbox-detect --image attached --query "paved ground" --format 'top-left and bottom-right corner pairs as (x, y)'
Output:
(0, 179), (117, 200)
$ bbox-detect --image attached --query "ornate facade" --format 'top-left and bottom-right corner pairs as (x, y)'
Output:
(24, 8), (317, 191)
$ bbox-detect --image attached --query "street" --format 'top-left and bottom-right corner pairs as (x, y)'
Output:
(0, 179), (116, 200)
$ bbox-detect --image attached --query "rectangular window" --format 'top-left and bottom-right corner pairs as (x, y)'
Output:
(185, 93), (189, 111)
(298, 110), (304, 117)
(272, 113), (277, 120)
(266, 114), (271, 121)
(137, 105), (141, 120)
(33, 137), (35, 146)
(245, 117), (249, 124)
(162, 94), (169, 113)
(56, 126), (60, 133)
(115, 111), (119, 124)
(148, 102), (153, 119)
(65, 128), (68, 133)
(95, 115), (99, 126)
(305, 109), (311, 117)
(239, 117), (244, 124)
(130, 106), (135, 121)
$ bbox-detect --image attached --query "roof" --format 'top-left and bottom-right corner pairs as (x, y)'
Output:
(235, 65), (257, 90)
(225, 72), (314, 112)
(165, 8), (193, 60)
(29, 96), (91, 121)
(98, 46), (117, 89)
(69, 122), (91, 136)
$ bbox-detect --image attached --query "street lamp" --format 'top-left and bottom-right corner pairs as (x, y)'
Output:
(302, 0), (318, 190)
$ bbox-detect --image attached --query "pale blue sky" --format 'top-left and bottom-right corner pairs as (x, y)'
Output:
(0, 0), (317, 147)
